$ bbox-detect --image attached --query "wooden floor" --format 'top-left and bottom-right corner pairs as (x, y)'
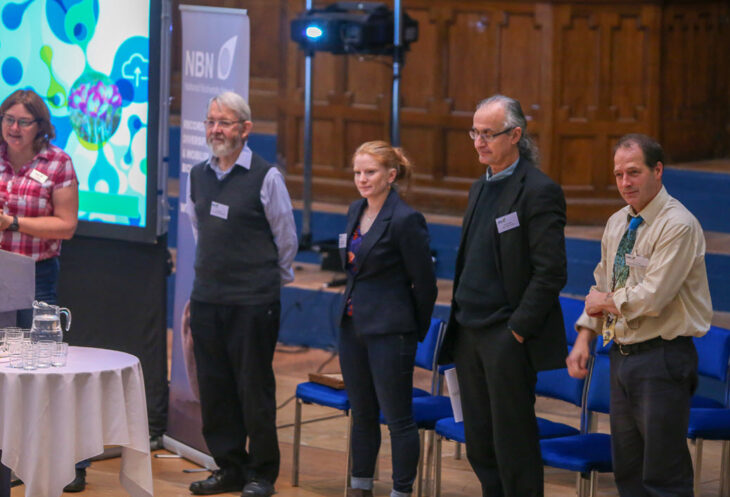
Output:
(11, 342), (726, 497)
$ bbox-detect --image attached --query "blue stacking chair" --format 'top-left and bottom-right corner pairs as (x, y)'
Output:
(692, 325), (730, 408)
(291, 318), (445, 494)
(539, 341), (612, 497)
(688, 325), (730, 497)
(688, 408), (730, 497)
(291, 376), (352, 491)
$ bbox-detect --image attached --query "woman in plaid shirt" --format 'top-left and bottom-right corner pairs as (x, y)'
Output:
(0, 88), (79, 302)
(0, 89), (83, 488)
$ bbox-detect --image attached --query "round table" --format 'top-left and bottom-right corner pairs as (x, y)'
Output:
(0, 346), (153, 497)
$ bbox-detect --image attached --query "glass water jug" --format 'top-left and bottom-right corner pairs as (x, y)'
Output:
(29, 301), (71, 343)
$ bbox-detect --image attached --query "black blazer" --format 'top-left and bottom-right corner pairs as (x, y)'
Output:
(439, 158), (568, 371)
(339, 189), (438, 340)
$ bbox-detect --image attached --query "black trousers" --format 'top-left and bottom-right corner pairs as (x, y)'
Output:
(190, 299), (281, 484)
(454, 322), (542, 497)
(610, 337), (697, 497)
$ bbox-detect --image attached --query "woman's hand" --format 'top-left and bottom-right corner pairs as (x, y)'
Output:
(8, 182), (79, 239)
(0, 213), (12, 231)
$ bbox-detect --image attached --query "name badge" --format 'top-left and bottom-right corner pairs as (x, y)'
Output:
(29, 169), (48, 184)
(625, 253), (649, 268)
(338, 233), (347, 249)
(210, 201), (229, 220)
(496, 212), (520, 233)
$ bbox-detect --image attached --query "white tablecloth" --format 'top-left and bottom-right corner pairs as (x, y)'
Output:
(0, 347), (153, 497)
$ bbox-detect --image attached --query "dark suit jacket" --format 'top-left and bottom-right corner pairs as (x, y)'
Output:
(339, 189), (438, 340)
(439, 158), (568, 371)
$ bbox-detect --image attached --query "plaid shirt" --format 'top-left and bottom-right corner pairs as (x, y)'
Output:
(0, 143), (77, 261)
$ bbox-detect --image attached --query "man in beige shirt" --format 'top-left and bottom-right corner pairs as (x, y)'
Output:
(566, 134), (712, 497)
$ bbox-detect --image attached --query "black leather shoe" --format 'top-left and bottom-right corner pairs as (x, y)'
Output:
(63, 468), (86, 492)
(241, 480), (275, 497)
(189, 469), (245, 495)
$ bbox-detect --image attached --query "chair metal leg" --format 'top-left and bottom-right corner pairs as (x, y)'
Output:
(344, 415), (353, 497)
(415, 429), (425, 497)
(423, 430), (435, 497)
(720, 440), (730, 497)
(694, 438), (704, 497)
(434, 436), (443, 497)
(577, 472), (590, 497)
(589, 470), (597, 497)
(292, 398), (303, 486)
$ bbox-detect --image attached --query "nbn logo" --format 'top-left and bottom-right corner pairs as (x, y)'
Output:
(184, 36), (238, 80)
(184, 50), (214, 78)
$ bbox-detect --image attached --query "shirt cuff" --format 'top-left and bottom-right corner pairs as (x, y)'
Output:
(612, 287), (629, 317)
(575, 310), (601, 336)
(280, 267), (295, 285)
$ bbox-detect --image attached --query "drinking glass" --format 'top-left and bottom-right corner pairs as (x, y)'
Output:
(51, 343), (69, 367)
(21, 342), (37, 370)
(37, 340), (54, 368)
(8, 340), (23, 368)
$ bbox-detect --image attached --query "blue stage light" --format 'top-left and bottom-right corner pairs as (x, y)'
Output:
(305, 26), (323, 39)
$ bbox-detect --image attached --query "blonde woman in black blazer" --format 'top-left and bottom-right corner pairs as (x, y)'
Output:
(338, 141), (437, 497)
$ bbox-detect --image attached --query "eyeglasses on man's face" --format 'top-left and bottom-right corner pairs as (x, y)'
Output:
(203, 119), (243, 129)
(469, 126), (515, 142)
(1, 115), (38, 129)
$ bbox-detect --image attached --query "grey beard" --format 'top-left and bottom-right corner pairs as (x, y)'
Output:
(208, 137), (240, 158)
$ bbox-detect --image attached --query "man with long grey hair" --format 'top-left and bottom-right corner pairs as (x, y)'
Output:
(439, 95), (567, 497)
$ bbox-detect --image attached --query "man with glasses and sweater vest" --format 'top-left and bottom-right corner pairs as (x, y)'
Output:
(184, 92), (297, 497)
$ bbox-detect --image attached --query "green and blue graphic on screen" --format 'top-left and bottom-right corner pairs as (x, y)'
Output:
(0, 0), (151, 227)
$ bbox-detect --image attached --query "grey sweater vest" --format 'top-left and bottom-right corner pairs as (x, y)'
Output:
(189, 154), (280, 305)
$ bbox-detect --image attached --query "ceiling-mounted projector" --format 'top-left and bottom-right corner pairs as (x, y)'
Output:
(290, 2), (418, 55)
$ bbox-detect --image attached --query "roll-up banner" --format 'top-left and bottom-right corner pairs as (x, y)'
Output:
(164, 6), (250, 465)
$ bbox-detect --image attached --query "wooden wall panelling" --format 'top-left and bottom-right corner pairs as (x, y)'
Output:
(660, 2), (730, 161)
(553, 3), (662, 224)
(280, 1), (561, 215)
(277, 1), (726, 222)
(247, 0), (285, 125)
(724, 2), (730, 158)
(554, 5), (603, 199)
(398, 5), (442, 185)
(535, 3), (555, 180)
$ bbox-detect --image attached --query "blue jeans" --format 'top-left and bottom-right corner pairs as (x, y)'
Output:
(17, 257), (60, 328)
(338, 318), (419, 494)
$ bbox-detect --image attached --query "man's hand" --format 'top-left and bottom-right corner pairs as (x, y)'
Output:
(585, 288), (618, 317)
(566, 327), (595, 379)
